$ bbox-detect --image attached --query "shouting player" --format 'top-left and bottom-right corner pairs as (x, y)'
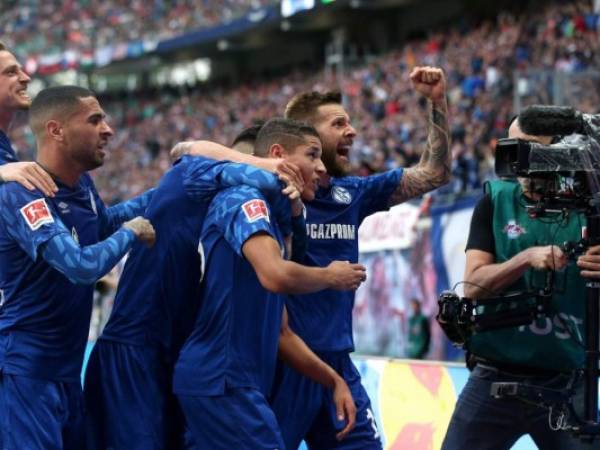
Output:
(268, 66), (451, 449)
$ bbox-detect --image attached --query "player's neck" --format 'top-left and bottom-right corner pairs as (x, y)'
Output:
(37, 149), (82, 188)
(0, 109), (15, 134)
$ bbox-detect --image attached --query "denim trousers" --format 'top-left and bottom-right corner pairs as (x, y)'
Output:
(441, 365), (599, 450)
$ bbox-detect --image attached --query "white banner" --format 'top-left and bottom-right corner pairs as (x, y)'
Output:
(358, 203), (421, 253)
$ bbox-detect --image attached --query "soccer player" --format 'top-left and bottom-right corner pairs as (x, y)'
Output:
(84, 129), (305, 449)
(0, 85), (155, 450)
(172, 118), (365, 450)
(267, 66), (451, 449)
(0, 41), (57, 196)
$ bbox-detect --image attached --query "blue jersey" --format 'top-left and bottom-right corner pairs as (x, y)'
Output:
(0, 130), (18, 164)
(0, 174), (111, 382)
(286, 169), (403, 352)
(100, 156), (283, 360)
(173, 185), (286, 397)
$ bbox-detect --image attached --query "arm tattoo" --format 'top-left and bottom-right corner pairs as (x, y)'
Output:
(390, 100), (451, 205)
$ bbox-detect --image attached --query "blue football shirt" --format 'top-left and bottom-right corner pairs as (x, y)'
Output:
(0, 174), (110, 382)
(285, 169), (403, 352)
(173, 185), (286, 397)
(0, 130), (18, 164)
(100, 155), (284, 361)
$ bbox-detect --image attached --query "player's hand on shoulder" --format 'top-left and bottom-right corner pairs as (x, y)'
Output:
(326, 260), (367, 291)
(577, 244), (600, 278)
(123, 216), (156, 247)
(527, 245), (566, 271)
(332, 375), (356, 441)
(409, 66), (447, 103)
(0, 162), (58, 197)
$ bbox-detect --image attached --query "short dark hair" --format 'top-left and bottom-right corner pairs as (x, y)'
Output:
(0, 41), (6, 52)
(254, 118), (320, 157)
(29, 85), (96, 136)
(284, 90), (342, 124)
(231, 122), (264, 147)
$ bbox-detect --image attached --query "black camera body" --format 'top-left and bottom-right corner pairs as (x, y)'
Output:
(494, 137), (597, 212)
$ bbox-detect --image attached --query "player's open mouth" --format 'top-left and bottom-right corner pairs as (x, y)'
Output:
(17, 89), (29, 99)
(337, 145), (351, 161)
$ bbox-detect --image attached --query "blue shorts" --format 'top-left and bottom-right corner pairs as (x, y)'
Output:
(178, 387), (284, 450)
(269, 352), (382, 450)
(0, 372), (84, 450)
(83, 340), (184, 450)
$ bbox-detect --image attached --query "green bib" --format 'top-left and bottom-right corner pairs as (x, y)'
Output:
(468, 180), (586, 372)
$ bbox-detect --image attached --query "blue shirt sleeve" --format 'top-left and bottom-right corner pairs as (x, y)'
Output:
(357, 168), (404, 221)
(209, 186), (281, 257)
(40, 227), (136, 285)
(182, 155), (281, 203)
(0, 131), (18, 164)
(0, 184), (69, 261)
(102, 188), (155, 235)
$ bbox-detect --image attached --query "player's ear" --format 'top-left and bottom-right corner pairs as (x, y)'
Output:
(46, 120), (64, 143)
(269, 143), (285, 159)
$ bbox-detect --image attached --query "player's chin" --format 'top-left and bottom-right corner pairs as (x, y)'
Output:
(17, 98), (32, 109)
(301, 189), (315, 202)
(335, 157), (352, 176)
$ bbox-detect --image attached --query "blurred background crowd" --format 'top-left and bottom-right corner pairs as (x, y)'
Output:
(4, 0), (600, 206)
(2, 0), (277, 59)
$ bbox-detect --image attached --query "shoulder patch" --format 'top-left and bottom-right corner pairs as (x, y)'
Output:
(331, 186), (352, 204)
(20, 198), (54, 231)
(242, 199), (269, 223)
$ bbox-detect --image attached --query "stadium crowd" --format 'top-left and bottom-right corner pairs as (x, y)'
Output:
(5, 0), (600, 207)
(1, 0), (277, 63)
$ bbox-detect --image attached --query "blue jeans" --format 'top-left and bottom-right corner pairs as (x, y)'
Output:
(441, 365), (597, 450)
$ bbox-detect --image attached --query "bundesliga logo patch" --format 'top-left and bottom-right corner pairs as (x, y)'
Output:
(503, 220), (526, 239)
(242, 199), (269, 223)
(20, 198), (54, 231)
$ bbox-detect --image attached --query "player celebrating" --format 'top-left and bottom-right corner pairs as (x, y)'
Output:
(0, 41), (57, 196)
(172, 118), (365, 450)
(84, 130), (305, 448)
(268, 66), (451, 449)
(0, 86), (155, 450)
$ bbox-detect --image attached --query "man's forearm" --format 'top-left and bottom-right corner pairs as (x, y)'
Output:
(278, 327), (338, 389)
(104, 188), (155, 234)
(465, 252), (532, 299)
(40, 227), (136, 285)
(390, 98), (451, 204)
(260, 260), (333, 294)
(173, 141), (276, 172)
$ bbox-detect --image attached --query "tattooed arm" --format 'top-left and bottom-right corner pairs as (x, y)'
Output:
(389, 66), (451, 205)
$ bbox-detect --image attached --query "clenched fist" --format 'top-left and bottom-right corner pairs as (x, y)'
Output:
(123, 217), (156, 248)
(409, 66), (447, 103)
(526, 245), (566, 271)
(326, 261), (367, 291)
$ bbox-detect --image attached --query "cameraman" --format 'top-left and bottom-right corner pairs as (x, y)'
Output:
(441, 117), (600, 450)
